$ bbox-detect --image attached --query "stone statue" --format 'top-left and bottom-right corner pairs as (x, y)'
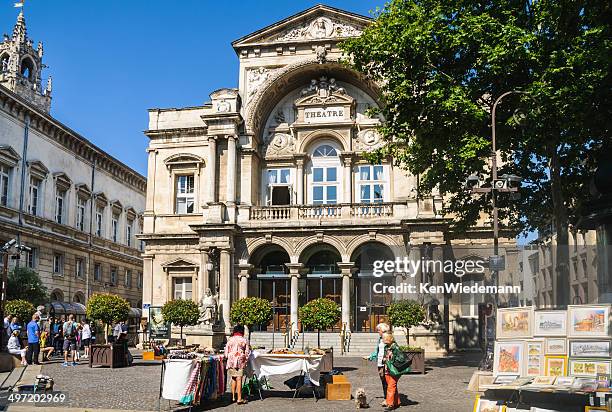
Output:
(198, 288), (218, 325)
(328, 78), (346, 94)
(315, 45), (327, 64)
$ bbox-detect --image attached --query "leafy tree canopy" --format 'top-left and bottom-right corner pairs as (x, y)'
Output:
(86, 293), (130, 326)
(8, 267), (48, 306)
(230, 297), (273, 328)
(299, 298), (341, 331)
(161, 299), (199, 328)
(5, 299), (36, 326)
(387, 299), (426, 330)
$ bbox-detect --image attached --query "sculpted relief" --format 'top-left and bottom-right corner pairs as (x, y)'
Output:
(355, 129), (383, 152)
(246, 66), (281, 101)
(264, 132), (295, 157)
(277, 17), (362, 41)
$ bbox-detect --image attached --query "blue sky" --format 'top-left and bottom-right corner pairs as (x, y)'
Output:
(0, 0), (379, 176)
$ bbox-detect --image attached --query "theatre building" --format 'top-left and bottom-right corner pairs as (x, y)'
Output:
(141, 5), (516, 354)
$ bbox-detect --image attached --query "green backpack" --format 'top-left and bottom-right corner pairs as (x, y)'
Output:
(385, 344), (412, 377)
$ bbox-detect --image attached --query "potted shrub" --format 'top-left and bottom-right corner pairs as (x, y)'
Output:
(86, 293), (130, 343)
(230, 297), (273, 340)
(299, 298), (341, 348)
(387, 299), (426, 374)
(5, 299), (35, 328)
(161, 299), (199, 343)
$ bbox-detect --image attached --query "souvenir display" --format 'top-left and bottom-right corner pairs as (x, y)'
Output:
(494, 341), (524, 376)
(569, 359), (612, 378)
(524, 340), (545, 377)
(497, 307), (534, 339)
(569, 340), (611, 358)
(545, 338), (567, 355)
(567, 305), (610, 338)
(161, 354), (226, 405)
(534, 310), (567, 336)
(473, 396), (505, 412)
(554, 376), (575, 387)
(530, 376), (556, 386)
(544, 355), (568, 377)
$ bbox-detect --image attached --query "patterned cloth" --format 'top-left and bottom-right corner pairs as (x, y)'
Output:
(179, 360), (201, 405)
(224, 335), (251, 370)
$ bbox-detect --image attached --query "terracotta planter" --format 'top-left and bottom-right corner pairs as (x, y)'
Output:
(403, 350), (425, 374)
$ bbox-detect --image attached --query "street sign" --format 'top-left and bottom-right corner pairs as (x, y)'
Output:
(489, 255), (506, 271)
(142, 303), (151, 309)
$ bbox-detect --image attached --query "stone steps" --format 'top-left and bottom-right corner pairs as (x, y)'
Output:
(249, 332), (380, 356)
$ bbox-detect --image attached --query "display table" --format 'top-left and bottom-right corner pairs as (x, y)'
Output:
(248, 352), (325, 386)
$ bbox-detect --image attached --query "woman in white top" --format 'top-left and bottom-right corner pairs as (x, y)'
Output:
(7, 329), (27, 365)
(81, 319), (92, 359)
(367, 322), (391, 407)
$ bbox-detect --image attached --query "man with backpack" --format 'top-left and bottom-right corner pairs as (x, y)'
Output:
(62, 314), (78, 367)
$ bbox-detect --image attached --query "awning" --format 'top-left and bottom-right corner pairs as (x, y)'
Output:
(129, 308), (142, 318)
(47, 301), (86, 316)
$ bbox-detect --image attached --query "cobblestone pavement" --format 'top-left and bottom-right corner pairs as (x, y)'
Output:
(11, 351), (480, 412)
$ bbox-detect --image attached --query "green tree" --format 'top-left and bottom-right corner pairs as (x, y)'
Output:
(5, 299), (36, 327)
(8, 267), (48, 306)
(161, 299), (199, 341)
(86, 293), (130, 343)
(387, 300), (426, 345)
(342, 0), (610, 306)
(299, 298), (341, 348)
(230, 297), (273, 339)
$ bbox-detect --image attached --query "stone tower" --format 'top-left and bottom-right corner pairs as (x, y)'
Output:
(0, 10), (51, 112)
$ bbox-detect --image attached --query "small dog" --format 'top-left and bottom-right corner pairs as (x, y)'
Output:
(355, 387), (368, 409)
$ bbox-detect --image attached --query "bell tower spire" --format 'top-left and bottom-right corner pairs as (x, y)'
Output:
(0, 7), (52, 112)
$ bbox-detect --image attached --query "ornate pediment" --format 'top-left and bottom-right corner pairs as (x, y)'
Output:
(232, 5), (370, 47)
(295, 77), (353, 106)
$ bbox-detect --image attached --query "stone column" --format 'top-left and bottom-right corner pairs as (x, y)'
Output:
(340, 152), (353, 204)
(286, 263), (304, 333)
(294, 154), (306, 204)
(237, 264), (253, 299)
(337, 262), (355, 331)
(207, 137), (217, 204)
(226, 135), (237, 204)
(219, 248), (232, 333)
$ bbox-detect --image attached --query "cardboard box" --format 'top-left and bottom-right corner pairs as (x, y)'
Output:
(325, 382), (352, 400)
(142, 350), (155, 361)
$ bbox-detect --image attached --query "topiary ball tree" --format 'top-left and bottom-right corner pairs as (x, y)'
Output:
(161, 299), (199, 341)
(387, 299), (426, 345)
(86, 293), (130, 343)
(5, 299), (36, 327)
(299, 298), (341, 348)
(230, 297), (273, 340)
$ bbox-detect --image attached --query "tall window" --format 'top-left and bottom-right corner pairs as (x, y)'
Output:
(111, 213), (119, 242)
(94, 263), (102, 281)
(76, 197), (87, 231)
(26, 247), (37, 269)
(125, 269), (132, 288)
(28, 176), (41, 215)
(173, 277), (192, 300)
(95, 205), (104, 237)
(75, 258), (84, 278)
(53, 253), (64, 275)
(55, 188), (66, 224)
(0, 164), (10, 207)
(137, 272), (143, 289)
(266, 168), (291, 205)
(175, 175), (195, 214)
(358, 165), (385, 203)
(110, 267), (117, 285)
(126, 219), (133, 247)
(311, 144), (339, 205)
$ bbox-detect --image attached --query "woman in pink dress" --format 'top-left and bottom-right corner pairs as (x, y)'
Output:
(224, 324), (251, 405)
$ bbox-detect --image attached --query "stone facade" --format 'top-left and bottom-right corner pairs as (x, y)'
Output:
(0, 12), (146, 308)
(141, 5), (517, 352)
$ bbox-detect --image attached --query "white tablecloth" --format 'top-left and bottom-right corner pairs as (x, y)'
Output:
(161, 359), (195, 400)
(248, 352), (323, 386)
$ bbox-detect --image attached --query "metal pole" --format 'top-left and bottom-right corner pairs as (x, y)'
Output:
(16, 113), (30, 268)
(1, 252), (8, 350)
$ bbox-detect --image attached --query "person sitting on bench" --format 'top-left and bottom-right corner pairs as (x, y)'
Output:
(7, 330), (27, 366)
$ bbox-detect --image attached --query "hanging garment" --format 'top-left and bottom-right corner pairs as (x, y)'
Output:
(162, 359), (196, 401)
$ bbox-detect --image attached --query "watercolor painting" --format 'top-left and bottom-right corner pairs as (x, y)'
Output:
(494, 341), (524, 376)
(568, 306), (609, 337)
(497, 307), (533, 339)
(534, 310), (567, 336)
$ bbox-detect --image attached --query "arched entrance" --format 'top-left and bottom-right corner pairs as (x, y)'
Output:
(351, 242), (396, 332)
(248, 244), (291, 332)
(299, 243), (342, 331)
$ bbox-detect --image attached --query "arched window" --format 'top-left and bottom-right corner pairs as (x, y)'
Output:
(309, 143), (341, 205)
(73, 292), (85, 304)
(50, 289), (64, 302)
(20, 58), (34, 80)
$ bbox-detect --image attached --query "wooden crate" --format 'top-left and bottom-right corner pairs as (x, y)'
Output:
(325, 382), (352, 401)
(332, 375), (348, 383)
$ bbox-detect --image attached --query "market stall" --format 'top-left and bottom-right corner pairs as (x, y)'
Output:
(470, 304), (612, 412)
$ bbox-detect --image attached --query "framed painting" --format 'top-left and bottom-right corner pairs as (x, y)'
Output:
(554, 376), (575, 387)
(473, 396), (506, 412)
(544, 338), (567, 355)
(530, 375), (556, 386)
(493, 375), (519, 384)
(533, 310), (567, 336)
(494, 341), (524, 376)
(524, 340), (545, 377)
(568, 358), (612, 377)
(567, 305), (610, 338)
(497, 307), (534, 339)
(568, 340), (611, 358)
(544, 355), (568, 377)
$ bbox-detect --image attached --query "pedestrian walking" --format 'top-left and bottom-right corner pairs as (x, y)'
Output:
(224, 324), (251, 405)
(7, 330), (27, 365)
(62, 314), (78, 367)
(81, 319), (91, 359)
(382, 331), (411, 411)
(367, 322), (391, 407)
(26, 313), (41, 365)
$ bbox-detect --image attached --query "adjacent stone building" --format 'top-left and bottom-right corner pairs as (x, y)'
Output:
(0, 11), (146, 309)
(141, 5), (517, 353)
